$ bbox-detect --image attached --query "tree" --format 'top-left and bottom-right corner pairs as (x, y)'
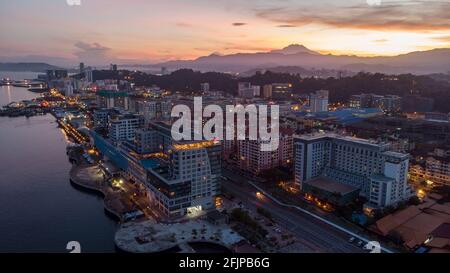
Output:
(408, 196), (421, 206)
(257, 207), (273, 220)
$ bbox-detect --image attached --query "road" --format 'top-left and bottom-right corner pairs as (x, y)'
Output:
(222, 169), (365, 253)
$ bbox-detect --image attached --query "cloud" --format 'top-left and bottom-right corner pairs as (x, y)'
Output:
(373, 39), (388, 43)
(74, 41), (112, 63)
(255, 1), (450, 32)
(277, 24), (297, 28)
(176, 22), (193, 28)
(432, 35), (450, 43)
(232, 22), (247, 26)
(222, 45), (271, 52)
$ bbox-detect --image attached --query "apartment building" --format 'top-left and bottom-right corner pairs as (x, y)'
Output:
(108, 113), (144, 144)
(238, 128), (293, 174)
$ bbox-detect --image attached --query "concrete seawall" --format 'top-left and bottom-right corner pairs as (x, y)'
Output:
(69, 165), (123, 222)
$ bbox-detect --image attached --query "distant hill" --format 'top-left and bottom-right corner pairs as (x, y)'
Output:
(0, 62), (63, 72)
(147, 45), (450, 75)
(240, 66), (356, 78)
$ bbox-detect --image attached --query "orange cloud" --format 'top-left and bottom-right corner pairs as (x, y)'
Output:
(255, 1), (450, 32)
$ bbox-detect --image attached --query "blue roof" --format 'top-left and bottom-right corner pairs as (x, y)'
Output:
(91, 131), (129, 170)
(295, 108), (382, 125)
(140, 158), (160, 170)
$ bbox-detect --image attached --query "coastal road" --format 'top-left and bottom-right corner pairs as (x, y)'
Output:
(221, 169), (365, 253)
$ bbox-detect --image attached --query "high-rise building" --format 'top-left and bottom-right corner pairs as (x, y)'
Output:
(96, 89), (129, 109)
(309, 90), (329, 112)
(79, 62), (85, 73)
(238, 82), (260, 98)
(262, 85), (273, 98)
(294, 133), (412, 208)
(145, 140), (221, 218)
(64, 81), (74, 97)
(141, 100), (171, 123)
(349, 93), (401, 113)
(200, 82), (210, 93)
(379, 95), (402, 113)
(238, 128), (293, 174)
(108, 113), (144, 144)
(133, 128), (162, 154)
(93, 108), (116, 130)
(46, 69), (68, 80)
(85, 67), (93, 83)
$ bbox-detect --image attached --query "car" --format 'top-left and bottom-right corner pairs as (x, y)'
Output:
(348, 237), (355, 243)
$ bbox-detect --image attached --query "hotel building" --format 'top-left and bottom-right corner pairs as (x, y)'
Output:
(294, 133), (413, 208)
(145, 140), (221, 218)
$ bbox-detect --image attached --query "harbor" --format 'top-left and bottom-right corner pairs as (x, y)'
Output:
(1, 77), (48, 92)
(0, 72), (117, 252)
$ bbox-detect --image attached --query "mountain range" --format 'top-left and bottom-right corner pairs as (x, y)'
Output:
(2, 44), (450, 75)
(150, 44), (450, 75)
(0, 62), (63, 72)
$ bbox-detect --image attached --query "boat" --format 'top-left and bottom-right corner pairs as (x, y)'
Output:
(28, 86), (48, 93)
(0, 78), (13, 86)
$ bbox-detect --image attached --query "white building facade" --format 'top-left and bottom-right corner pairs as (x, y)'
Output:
(294, 133), (413, 208)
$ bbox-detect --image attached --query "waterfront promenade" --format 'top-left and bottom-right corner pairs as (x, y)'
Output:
(70, 165), (151, 222)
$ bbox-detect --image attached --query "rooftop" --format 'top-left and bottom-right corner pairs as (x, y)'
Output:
(172, 140), (220, 151)
(140, 158), (161, 171)
(431, 223), (450, 239)
(295, 108), (383, 125)
(295, 132), (385, 147)
(382, 151), (410, 160)
(372, 195), (450, 250)
(304, 176), (359, 195)
(371, 174), (395, 183)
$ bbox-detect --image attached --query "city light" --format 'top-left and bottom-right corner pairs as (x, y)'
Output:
(2, 0), (450, 258)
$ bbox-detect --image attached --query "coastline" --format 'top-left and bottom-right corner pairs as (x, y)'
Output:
(69, 165), (124, 222)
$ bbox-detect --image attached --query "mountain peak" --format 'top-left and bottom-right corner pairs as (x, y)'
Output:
(270, 44), (319, 55)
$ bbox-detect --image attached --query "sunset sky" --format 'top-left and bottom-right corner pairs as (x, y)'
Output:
(1, 0), (449, 66)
